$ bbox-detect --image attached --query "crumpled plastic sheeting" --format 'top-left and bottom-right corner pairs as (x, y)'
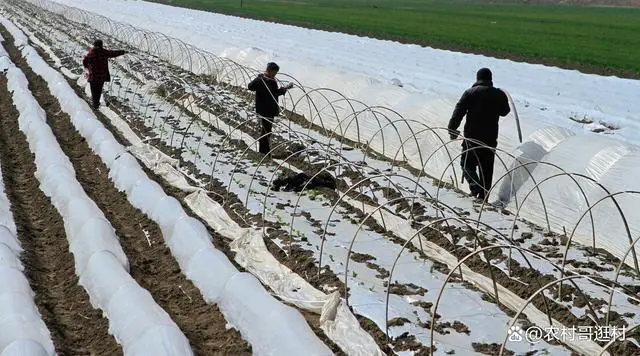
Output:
(175, 30), (640, 268)
(37, 0), (640, 274)
(230, 229), (329, 311)
(128, 100), (377, 349)
(10, 21), (333, 356)
(83, 60), (382, 354)
(152, 162), (200, 193)
(185, 192), (327, 309)
(184, 187), (384, 356)
(94, 91), (384, 354)
(0, 32), (193, 355)
(128, 143), (199, 193)
(129, 142), (179, 168)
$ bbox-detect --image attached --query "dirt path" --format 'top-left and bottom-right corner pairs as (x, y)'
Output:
(0, 73), (121, 354)
(0, 26), (252, 355)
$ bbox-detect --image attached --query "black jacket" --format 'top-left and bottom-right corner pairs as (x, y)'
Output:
(248, 74), (288, 117)
(448, 80), (510, 147)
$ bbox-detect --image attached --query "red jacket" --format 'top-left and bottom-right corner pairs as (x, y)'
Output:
(82, 47), (125, 83)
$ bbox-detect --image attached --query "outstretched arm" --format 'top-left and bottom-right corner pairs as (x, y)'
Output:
(106, 49), (126, 58)
(448, 90), (470, 137)
(275, 82), (294, 96)
(275, 87), (287, 96)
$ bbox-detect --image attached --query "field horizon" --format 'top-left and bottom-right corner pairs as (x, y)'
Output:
(1, 0), (639, 355)
(148, 0), (640, 79)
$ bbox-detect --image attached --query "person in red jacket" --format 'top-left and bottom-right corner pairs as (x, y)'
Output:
(82, 39), (126, 109)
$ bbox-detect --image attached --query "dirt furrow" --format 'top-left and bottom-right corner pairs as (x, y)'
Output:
(0, 70), (121, 354)
(0, 26), (252, 355)
(13, 9), (640, 354)
(12, 27), (349, 352)
(99, 89), (387, 355)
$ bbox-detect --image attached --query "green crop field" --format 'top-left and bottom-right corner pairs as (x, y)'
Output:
(150, 0), (640, 78)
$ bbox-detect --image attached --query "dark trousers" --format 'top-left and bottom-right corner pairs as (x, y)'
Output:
(461, 141), (495, 198)
(89, 81), (105, 108)
(259, 116), (274, 154)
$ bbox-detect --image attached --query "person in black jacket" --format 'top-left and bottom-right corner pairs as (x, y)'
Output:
(247, 62), (294, 155)
(448, 68), (510, 201)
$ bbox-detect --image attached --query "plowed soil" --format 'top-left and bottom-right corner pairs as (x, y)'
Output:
(0, 74), (121, 354)
(0, 26), (252, 355)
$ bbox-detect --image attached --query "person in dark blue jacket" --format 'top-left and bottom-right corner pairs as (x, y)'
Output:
(448, 68), (511, 201)
(248, 62), (294, 155)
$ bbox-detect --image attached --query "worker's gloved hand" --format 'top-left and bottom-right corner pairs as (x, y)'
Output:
(449, 129), (460, 140)
(285, 82), (294, 89)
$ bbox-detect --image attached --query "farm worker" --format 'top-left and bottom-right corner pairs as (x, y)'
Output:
(82, 39), (127, 109)
(448, 67), (511, 201)
(247, 62), (294, 155)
